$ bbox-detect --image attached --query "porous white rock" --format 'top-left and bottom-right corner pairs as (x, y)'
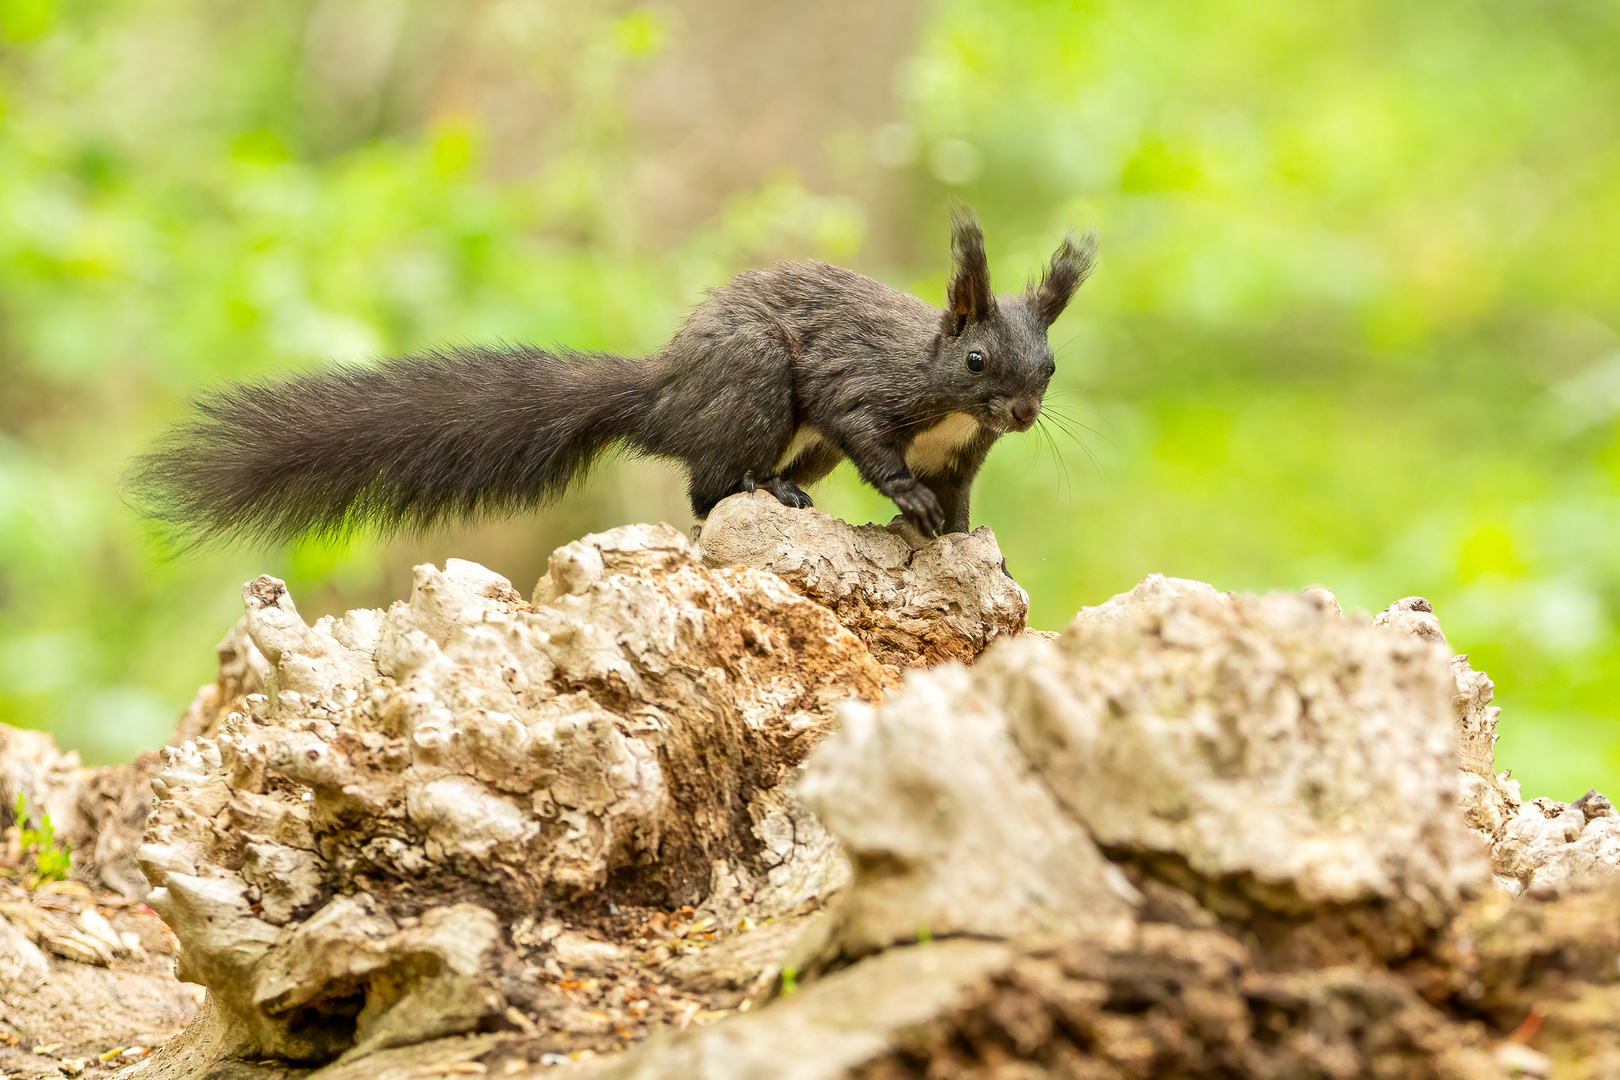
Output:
(598, 940), (1014, 1080)
(1372, 595), (1620, 897)
(802, 664), (1137, 954)
(798, 575), (1489, 976)
(578, 576), (1535, 1079)
(1032, 581), (1487, 932)
(696, 491), (1028, 669)
(30, 556), (1620, 1078)
(1071, 571), (1227, 625)
(137, 523), (883, 1062)
(1489, 791), (1620, 896)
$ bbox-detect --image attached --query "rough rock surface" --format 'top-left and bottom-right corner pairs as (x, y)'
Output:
(801, 576), (1485, 969)
(1375, 596), (1620, 898)
(10, 501), (1620, 1079)
(1041, 581), (1486, 946)
(801, 661), (1139, 957)
(595, 576), (1508, 1079)
(696, 491), (1028, 670)
(133, 522), (886, 1062)
(0, 679), (246, 1077)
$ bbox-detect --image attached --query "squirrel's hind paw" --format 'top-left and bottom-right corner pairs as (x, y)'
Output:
(764, 477), (813, 509)
(739, 473), (814, 510)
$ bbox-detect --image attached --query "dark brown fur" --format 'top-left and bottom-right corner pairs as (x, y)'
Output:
(130, 210), (1095, 544)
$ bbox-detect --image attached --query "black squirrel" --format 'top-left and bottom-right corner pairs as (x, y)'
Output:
(130, 210), (1095, 544)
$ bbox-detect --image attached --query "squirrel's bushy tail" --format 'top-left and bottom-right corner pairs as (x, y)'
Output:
(128, 346), (652, 546)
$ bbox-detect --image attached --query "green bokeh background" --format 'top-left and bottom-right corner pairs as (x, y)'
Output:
(3, 0), (1618, 800)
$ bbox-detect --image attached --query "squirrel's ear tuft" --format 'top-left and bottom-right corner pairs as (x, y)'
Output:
(1029, 229), (1098, 328)
(944, 208), (995, 336)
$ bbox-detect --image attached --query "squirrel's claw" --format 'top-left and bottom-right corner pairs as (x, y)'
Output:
(890, 479), (944, 537)
(765, 477), (813, 510)
(741, 473), (814, 510)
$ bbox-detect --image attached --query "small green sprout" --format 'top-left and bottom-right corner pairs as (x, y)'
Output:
(12, 792), (72, 887)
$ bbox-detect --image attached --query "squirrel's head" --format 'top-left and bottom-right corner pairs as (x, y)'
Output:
(935, 210), (1096, 434)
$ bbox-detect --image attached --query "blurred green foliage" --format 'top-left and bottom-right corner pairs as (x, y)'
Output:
(2, 0), (1618, 801)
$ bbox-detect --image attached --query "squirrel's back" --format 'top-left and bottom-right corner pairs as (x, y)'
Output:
(692, 260), (937, 353)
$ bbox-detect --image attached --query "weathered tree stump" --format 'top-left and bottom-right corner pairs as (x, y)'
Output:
(3, 496), (1619, 1080)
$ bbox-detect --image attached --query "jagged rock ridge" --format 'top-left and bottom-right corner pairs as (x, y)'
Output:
(2, 496), (1619, 1080)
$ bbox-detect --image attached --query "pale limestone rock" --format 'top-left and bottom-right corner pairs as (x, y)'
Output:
(0, 724), (155, 898)
(1071, 571), (1227, 625)
(549, 930), (630, 975)
(695, 490), (1027, 669)
(801, 663), (1137, 954)
(569, 576), (1514, 1079)
(1038, 579), (1486, 930)
(597, 941), (1015, 1080)
(1372, 595), (1620, 897)
(46, 548), (1620, 1078)
(1372, 594), (1450, 646)
(795, 575), (1490, 976)
(0, 911), (49, 985)
(1491, 791), (1620, 896)
(136, 523), (881, 1062)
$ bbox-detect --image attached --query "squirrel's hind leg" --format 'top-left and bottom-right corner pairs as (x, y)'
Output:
(746, 439), (848, 510)
(661, 326), (804, 520)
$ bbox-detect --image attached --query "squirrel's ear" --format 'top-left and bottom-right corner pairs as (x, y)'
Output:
(944, 208), (995, 336)
(1029, 229), (1098, 328)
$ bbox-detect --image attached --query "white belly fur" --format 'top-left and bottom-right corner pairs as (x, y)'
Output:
(904, 413), (981, 474)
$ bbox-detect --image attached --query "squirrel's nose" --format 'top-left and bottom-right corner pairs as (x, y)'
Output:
(1012, 400), (1040, 427)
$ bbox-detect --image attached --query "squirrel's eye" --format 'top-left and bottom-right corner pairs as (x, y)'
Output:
(967, 351), (985, 373)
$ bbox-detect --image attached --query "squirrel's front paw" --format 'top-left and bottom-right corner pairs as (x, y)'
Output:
(890, 479), (944, 536)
